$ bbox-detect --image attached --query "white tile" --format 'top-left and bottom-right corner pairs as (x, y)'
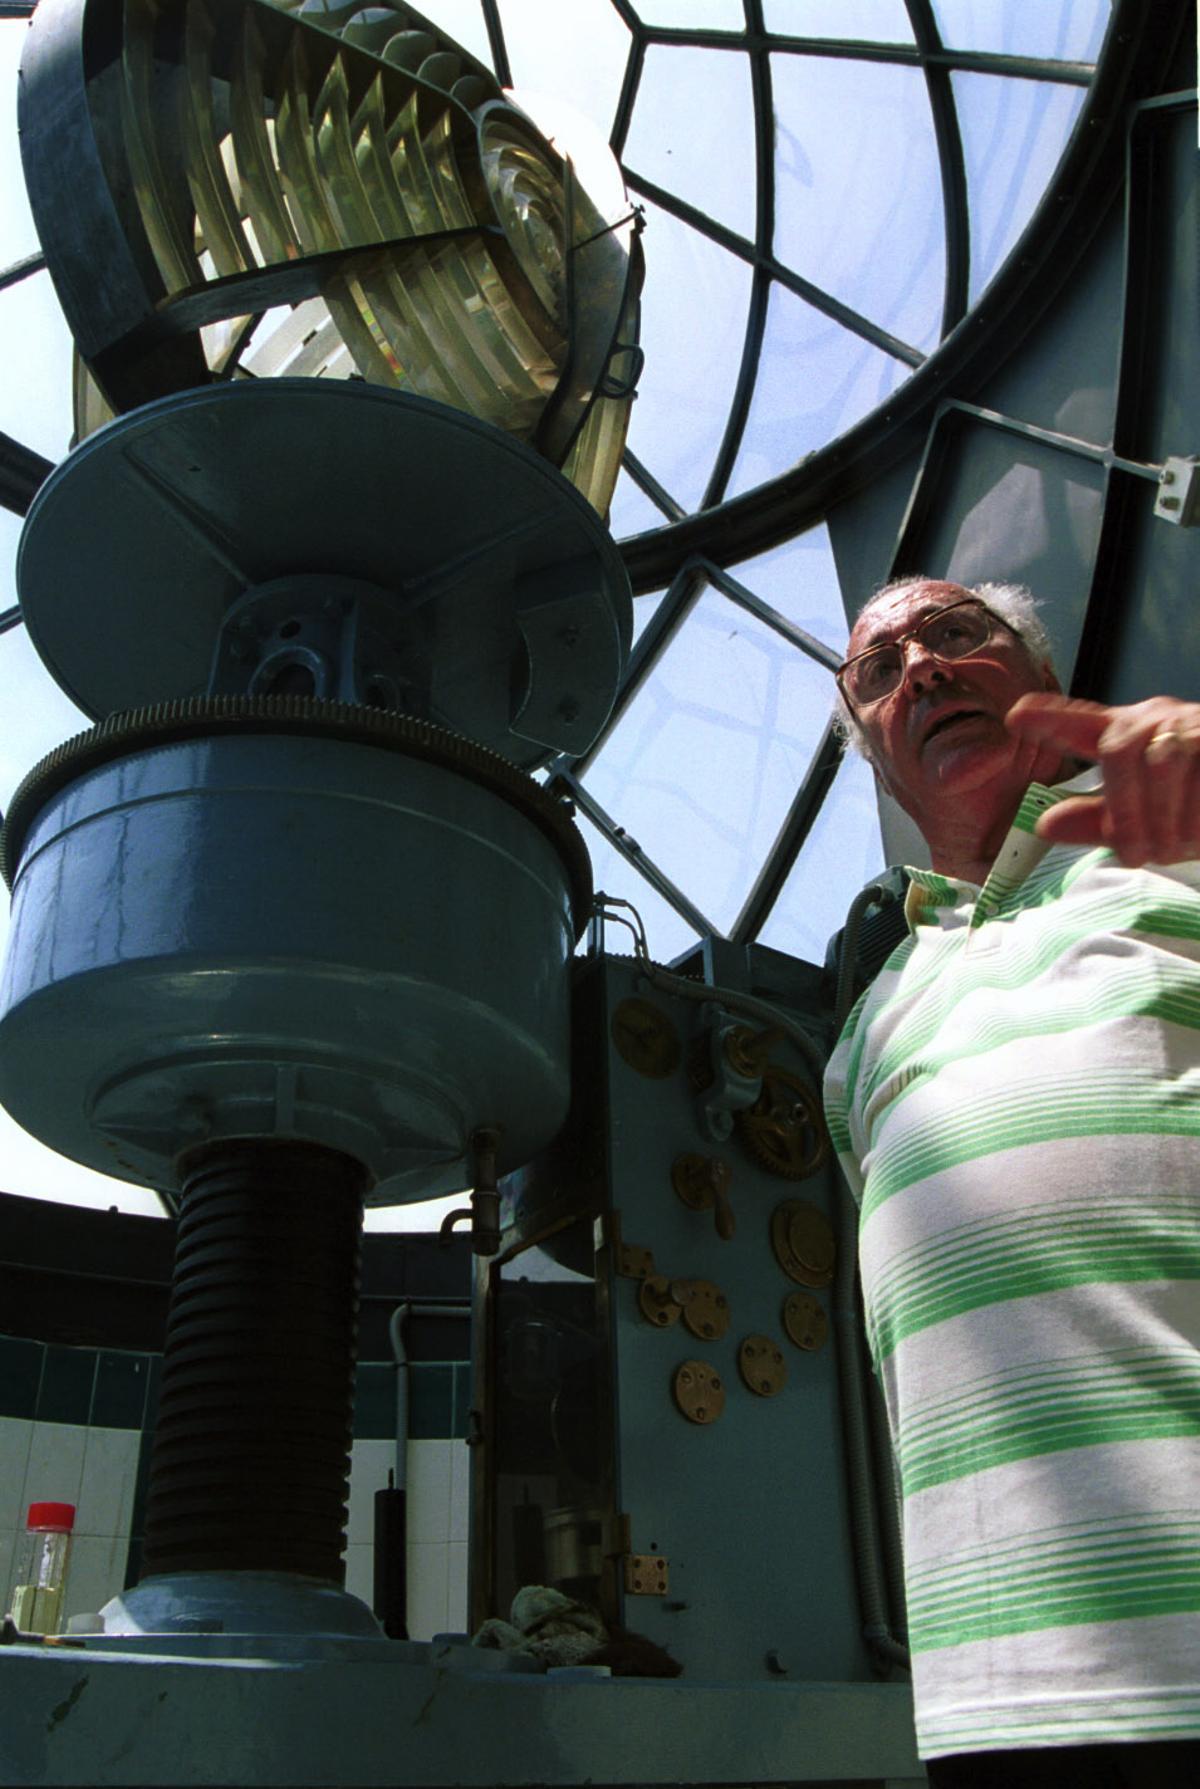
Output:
(346, 1439), (396, 1546)
(76, 1428), (140, 1539)
(64, 1534), (129, 1625)
(406, 1440), (452, 1544)
(22, 1422), (86, 1513)
(405, 1541), (448, 1640)
(449, 1443), (470, 1545)
(446, 1541), (468, 1636)
(342, 1542), (374, 1609)
(0, 1528), (17, 1616)
(0, 1418), (33, 1530)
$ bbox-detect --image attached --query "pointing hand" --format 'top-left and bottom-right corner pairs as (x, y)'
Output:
(1006, 693), (1200, 867)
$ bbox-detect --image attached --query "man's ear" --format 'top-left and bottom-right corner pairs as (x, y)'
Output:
(1042, 661), (1061, 693)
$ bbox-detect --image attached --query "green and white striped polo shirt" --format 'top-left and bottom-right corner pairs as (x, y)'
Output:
(824, 774), (1200, 1760)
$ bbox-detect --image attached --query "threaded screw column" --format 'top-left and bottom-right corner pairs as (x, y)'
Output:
(141, 1141), (366, 1583)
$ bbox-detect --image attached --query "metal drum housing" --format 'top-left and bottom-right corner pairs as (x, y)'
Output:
(0, 700), (588, 1202)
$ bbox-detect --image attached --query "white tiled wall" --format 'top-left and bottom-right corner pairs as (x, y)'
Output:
(0, 1415), (140, 1622)
(0, 1417), (470, 1635)
(343, 1438), (471, 1638)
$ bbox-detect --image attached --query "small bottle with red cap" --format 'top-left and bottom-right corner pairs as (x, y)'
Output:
(10, 1501), (76, 1635)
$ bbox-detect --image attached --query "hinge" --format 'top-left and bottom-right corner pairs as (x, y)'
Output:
(605, 1209), (655, 1280)
(604, 1514), (669, 1595)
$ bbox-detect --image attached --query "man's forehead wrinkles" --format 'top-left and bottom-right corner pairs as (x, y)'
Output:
(853, 595), (965, 653)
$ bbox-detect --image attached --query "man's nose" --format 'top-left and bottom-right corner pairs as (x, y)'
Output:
(898, 634), (949, 693)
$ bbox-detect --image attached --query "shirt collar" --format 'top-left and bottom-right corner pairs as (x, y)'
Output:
(903, 765), (1102, 932)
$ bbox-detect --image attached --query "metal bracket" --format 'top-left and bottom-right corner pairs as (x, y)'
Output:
(604, 1515), (669, 1595)
(693, 1005), (763, 1144)
(607, 1210), (655, 1280)
(1154, 455), (1200, 526)
(623, 1555), (669, 1596)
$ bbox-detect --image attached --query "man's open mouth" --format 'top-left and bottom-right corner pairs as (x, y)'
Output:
(923, 707), (989, 744)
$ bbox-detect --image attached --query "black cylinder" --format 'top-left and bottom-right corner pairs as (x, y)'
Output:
(372, 1485), (408, 1638)
(141, 1141), (366, 1583)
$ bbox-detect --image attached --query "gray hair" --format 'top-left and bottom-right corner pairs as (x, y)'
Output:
(832, 577), (1056, 761)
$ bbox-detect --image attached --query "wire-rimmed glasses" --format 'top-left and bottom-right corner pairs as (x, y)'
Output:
(836, 598), (1018, 708)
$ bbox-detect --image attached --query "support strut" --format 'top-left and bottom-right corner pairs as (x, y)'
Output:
(141, 1141), (367, 1584)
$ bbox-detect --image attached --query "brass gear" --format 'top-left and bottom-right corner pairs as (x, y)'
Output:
(734, 1065), (828, 1180)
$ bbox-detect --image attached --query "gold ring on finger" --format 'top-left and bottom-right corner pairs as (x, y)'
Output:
(1145, 729), (1189, 765)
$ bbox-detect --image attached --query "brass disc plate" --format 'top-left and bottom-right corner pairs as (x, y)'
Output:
(672, 1359), (726, 1425)
(611, 997), (682, 1079)
(782, 1291), (828, 1353)
(739, 1335), (788, 1398)
(680, 1279), (731, 1341)
(638, 1274), (682, 1328)
(770, 1200), (835, 1288)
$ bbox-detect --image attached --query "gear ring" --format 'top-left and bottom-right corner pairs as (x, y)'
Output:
(734, 1065), (829, 1180)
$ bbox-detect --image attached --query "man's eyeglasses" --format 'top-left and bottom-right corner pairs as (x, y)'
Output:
(836, 598), (1019, 709)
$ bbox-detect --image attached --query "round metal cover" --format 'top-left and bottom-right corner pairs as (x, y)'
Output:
(610, 997), (681, 1079)
(17, 381), (631, 768)
(680, 1280), (731, 1342)
(782, 1292), (828, 1354)
(788, 1202), (835, 1275)
(738, 1335), (788, 1398)
(671, 1360), (725, 1426)
(770, 1199), (836, 1289)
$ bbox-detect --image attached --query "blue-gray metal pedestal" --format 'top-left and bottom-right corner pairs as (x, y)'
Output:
(0, 1642), (923, 1787)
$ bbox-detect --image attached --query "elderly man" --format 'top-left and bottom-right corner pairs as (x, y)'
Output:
(823, 577), (1200, 1789)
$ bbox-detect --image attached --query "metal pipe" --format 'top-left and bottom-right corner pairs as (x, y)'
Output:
(387, 1300), (472, 1491)
(375, 1300), (470, 1639)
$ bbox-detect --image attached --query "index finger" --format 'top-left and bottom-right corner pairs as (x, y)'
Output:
(1005, 693), (1113, 758)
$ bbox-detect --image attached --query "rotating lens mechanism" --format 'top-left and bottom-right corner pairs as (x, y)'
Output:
(1, 0), (642, 1644)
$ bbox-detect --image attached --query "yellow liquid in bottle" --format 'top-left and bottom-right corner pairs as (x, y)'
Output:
(11, 1583), (63, 1634)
